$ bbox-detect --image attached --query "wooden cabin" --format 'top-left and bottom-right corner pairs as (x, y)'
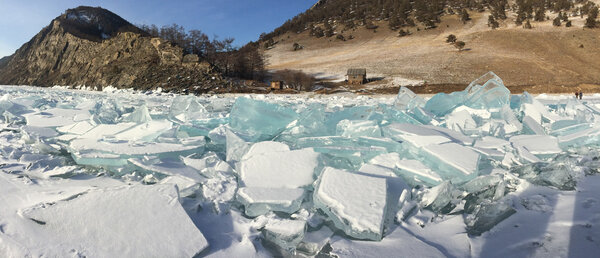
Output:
(271, 81), (284, 90)
(347, 68), (367, 85)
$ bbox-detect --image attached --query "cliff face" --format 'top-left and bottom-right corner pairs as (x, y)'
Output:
(0, 6), (223, 91)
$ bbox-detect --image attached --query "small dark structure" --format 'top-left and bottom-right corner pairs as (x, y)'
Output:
(271, 81), (284, 90)
(347, 68), (367, 85)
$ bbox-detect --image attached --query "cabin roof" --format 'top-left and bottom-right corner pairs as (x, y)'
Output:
(347, 68), (366, 76)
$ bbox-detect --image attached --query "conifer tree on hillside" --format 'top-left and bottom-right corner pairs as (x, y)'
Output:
(446, 34), (457, 43)
(255, 0), (599, 42)
(585, 6), (598, 28)
(488, 15), (499, 29)
(553, 16), (562, 26)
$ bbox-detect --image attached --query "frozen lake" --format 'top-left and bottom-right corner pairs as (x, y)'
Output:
(1, 75), (600, 257)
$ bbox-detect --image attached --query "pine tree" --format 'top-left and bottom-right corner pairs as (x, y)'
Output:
(488, 15), (499, 29)
(553, 16), (561, 26)
(446, 34), (457, 43)
(585, 6), (598, 28)
(454, 41), (466, 51)
(460, 9), (471, 23)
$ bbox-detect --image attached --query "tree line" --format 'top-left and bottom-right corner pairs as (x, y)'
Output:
(260, 0), (600, 41)
(138, 24), (265, 81)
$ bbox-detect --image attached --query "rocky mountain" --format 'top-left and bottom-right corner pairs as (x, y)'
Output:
(0, 6), (225, 92)
(262, 0), (600, 92)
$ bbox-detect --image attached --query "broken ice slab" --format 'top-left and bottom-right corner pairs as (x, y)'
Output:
(473, 136), (510, 150)
(509, 135), (561, 158)
(239, 141), (319, 188)
(114, 120), (173, 142)
(276, 103), (329, 142)
(168, 95), (209, 123)
(499, 105), (523, 134)
(466, 200), (516, 236)
(557, 126), (600, 148)
(369, 153), (443, 186)
(76, 122), (137, 139)
(463, 72), (510, 110)
(313, 167), (388, 241)
(383, 123), (474, 146)
(71, 151), (129, 167)
(0, 94), (30, 115)
(461, 174), (507, 213)
(445, 108), (478, 133)
(521, 115), (546, 135)
(424, 91), (466, 117)
(549, 120), (591, 136)
(419, 181), (457, 214)
(69, 138), (203, 158)
(128, 157), (205, 182)
(393, 86), (425, 110)
(229, 97), (298, 141)
(182, 152), (234, 178)
(422, 142), (481, 182)
(159, 175), (201, 197)
(295, 136), (390, 168)
(296, 226), (334, 256)
(371, 105), (423, 125)
(262, 217), (306, 253)
(56, 120), (95, 136)
(121, 104), (152, 123)
(21, 185), (208, 257)
(324, 106), (376, 134)
(511, 162), (576, 190)
(410, 106), (438, 125)
(465, 71), (504, 92)
(336, 119), (382, 138)
(92, 99), (125, 124)
(225, 129), (251, 162)
(24, 108), (92, 127)
(236, 187), (305, 217)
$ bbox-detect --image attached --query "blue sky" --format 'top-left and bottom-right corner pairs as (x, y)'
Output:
(0, 0), (315, 57)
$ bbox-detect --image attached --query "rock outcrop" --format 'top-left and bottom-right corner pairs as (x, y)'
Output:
(0, 6), (224, 92)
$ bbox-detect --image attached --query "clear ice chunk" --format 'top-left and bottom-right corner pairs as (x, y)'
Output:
(424, 91), (466, 117)
(229, 97), (298, 141)
(511, 162), (576, 190)
(466, 200), (516, 236)
(225, 129), (251, 162)
(368, 153), (443, 186)
(336, 119), (382, 137)
(122, 104), (152, 123)
(168, 95), (208, 124)
(92, 99), (124, 124)
(521, 115), (545, 135)
(509, 135), (561, 157)
(313, 167), (388, 241)
(463, 72), (510, 109)
(419, 181), (457, 213)
(422, 142), (480, 182)
(236, 187), (305, 217)
(393, 86), (425, 110)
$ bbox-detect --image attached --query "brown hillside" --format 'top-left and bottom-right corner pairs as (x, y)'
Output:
(265, 11), (600, 93)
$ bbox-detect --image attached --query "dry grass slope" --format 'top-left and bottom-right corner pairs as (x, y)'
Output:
(265, 11), (600, 93)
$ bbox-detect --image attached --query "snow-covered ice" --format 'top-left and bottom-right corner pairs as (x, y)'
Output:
(2, 73), (600, 257)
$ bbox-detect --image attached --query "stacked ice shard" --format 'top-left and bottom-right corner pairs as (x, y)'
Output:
(2, 71), (600, 255)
